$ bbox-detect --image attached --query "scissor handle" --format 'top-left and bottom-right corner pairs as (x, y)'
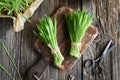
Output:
(92, 66), (102, 75)
(84, 59), (102, 75)
(84, 59), (93, 68)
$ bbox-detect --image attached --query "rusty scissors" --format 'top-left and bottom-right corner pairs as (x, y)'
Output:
(84, 40), (116, 75)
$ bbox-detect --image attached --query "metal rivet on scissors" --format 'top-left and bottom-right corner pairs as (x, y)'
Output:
(84, 40), (116, 75)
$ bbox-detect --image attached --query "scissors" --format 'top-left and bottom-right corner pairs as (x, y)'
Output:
(84, 40), (116, 75)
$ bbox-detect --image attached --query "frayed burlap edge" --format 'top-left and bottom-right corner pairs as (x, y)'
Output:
(0, 0), (43, 32)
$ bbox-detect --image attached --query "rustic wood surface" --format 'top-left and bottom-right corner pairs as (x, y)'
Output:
(32, 6), (98, 70)
(0, 0), (120, 80)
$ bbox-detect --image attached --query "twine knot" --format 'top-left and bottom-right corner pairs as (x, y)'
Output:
(71, 42), (81, 47)
(47, 44), (59, 54)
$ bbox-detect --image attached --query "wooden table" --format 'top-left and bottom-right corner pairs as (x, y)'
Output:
(0, 0), (120, 80)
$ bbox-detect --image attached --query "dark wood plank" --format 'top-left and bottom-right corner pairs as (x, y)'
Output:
(67, 1), (83, 80)
(82, 0), (120, 80)
(0, 18), (23, 80)
(58, 1), (68, 80)
(94, 0), (119, 80)
(59, 0), (68, 6)
(82, 0), (97, 80)
(68, 0), (82, 9)
(0, 0), (120, 80)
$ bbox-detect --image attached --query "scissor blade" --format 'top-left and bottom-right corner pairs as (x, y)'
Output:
(99, 40), (115, 65)
(104, 44), (115, 56)
(101, 40), (112, 58)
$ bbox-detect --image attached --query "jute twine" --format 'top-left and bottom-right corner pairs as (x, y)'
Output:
(47, 44), (59, 54)
(71, 42), (81, 48)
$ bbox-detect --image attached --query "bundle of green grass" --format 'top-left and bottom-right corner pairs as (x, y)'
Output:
(65, 9), (93, 58)
(0, 0), (33, 16)
(34, 16), (64, 66)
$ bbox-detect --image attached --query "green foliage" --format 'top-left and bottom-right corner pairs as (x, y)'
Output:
(34, 16), (64, 66)
(0, 0), (33, 16)
(65, 9), (93, 58)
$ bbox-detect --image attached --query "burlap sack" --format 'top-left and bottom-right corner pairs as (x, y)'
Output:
(0, 0), (43, 32)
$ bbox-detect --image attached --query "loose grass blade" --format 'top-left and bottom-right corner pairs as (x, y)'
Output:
(0, 40), (22, 80)
(0, 64), (14, 80)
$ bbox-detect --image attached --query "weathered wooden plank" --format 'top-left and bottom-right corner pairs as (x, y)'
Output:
(95, 0), (119, 80)
(67, 1), (83, 80)
(68, 0), (82, 9)
(106, 0), (119, 80)
(0, 18), (19, 80)
(0, 0), (120, 80)
(82, 0), (97, 80)
(59, 0), (68, 6)
(58, 3), (68, 80)
(82, 0), (120, 80)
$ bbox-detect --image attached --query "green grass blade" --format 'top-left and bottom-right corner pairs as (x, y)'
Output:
(0, 64), (14, 80)
(0, 40), (22, 80)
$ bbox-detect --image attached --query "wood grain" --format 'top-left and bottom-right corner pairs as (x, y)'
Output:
(0, 0), (120, 80)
